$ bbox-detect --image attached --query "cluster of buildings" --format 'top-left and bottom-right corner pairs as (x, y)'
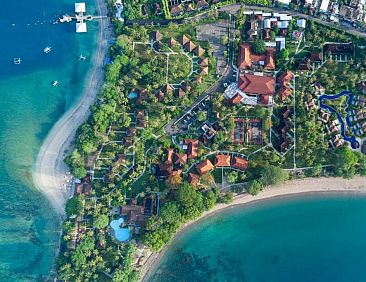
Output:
(148, 32), (209, 101)
(243, 11), (307, 50)
(166, 0), (215, 17)
(304, 0), (366, 25)
(278, 106), (294, 152)
(119, 197), (154, 231)
(154, 138), (249, 187)
(277, 70), (294, 102)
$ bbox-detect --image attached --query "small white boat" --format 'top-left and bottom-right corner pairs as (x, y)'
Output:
(14, 58), (22, 65)
(52, 80), (59, 87)
(79, 54), (86, 61)
(44, 46), (52, 54)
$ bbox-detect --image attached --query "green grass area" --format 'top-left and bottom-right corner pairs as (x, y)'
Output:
(168, 54), (192, 84)
(212, 169), (223, 184)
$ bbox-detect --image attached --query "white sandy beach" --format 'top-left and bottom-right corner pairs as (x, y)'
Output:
(140, 176), (366, 281)
(32, 0), (110, 215)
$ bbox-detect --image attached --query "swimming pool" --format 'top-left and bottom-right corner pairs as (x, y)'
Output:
(110, 218), (131, 242)
(129, 92), (138, 99)
(319, 90), (359, 149)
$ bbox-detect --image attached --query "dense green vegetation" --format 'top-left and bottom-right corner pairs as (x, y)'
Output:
(144, 184), (230, 251)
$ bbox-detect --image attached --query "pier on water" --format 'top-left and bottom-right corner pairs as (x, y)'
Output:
(59, 2), (107, 33)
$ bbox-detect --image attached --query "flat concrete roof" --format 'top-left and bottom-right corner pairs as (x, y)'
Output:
(76, 22), (87, 33)
(75, 2), (86, 13)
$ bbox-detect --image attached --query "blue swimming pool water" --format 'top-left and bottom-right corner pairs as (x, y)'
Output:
(129, 92), (138, 99)
(110, 218), (131, 242)
(319, 90), (359, 148)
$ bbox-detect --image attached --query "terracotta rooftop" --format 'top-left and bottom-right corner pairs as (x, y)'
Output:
(215, 154), (231, 167)
(162, 83), (173, 93)
(168, 37), (177, 48)
(170, 4), (183, 15)
(278, 86), (292, 101)
(194, 76), (202, 83)
(179, 35), (190, 45)
(278, 70), (293, 85)
(196, 159), (214, 175)
(174, 153), (187, 167)
(176, 88), (186, 98)
(194, 46), (205, 57)
(199, 57), (209, 67)
(230, 93), (243, 104)
(136, 109), (145, 119)
(155, 164), (173, 177)
(184, 41), (197, 52)
(238, 73), (275, 96)
(231, 156), (248, 171)
(166, 148), (174, 164)
(187, 173), (200, 186)
(184, 139), (199, 158)
(200, 66), (209, 76)
(237, 43), (275, 70)
(150, 30), (162, 42)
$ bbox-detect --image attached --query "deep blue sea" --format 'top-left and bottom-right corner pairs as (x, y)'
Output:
(0, 0), (98, 280)
(151, 194), (366, 282)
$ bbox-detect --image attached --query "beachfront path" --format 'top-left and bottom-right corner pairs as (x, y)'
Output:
(33, 0), (110, 215)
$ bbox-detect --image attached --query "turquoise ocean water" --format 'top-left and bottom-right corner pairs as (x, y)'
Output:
(151, 194), (366, 282)
(0, 0), (98, 280)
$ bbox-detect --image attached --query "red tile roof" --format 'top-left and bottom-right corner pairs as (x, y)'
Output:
(278, 86), (292, 101)
(215, 154), (231, 167)
(179, 35), (190, 45)
(278, 70), (293, 85)
(187, 173), (200, 186)
(184, 41), (196, 52)
(196, 159), (214, 175)
(238, 74), (275, 96)
(174, 153), (187, 167)
(230, 93), (243, 104)
(184, 139), (199, 158)
(166, 148), (173, 164)
(237, 43), (275, 70)
(194, 46), (205, 57)
(199, 57), (209, 67)
(231, 157), (248, 171)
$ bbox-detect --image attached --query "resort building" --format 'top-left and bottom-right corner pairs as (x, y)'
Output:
(184, 139), (199, 158)
(215, 154), (231, 167)
(224, 73), (275, 106)
(237, 43), (275, 71)
(187, 173), (200, 186)
(196, 159), (214, 175)
(231, 156), (249, 171)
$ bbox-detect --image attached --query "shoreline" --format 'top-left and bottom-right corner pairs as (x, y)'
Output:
(32, 0), (110, 215)
(140, 176), (366, 281)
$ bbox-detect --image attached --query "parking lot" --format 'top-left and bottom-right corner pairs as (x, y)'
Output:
(196, 20), (228, 75)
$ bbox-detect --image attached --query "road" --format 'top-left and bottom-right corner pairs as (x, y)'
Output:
(219, 4), (366, 38)
(164, 15), (236, 135)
